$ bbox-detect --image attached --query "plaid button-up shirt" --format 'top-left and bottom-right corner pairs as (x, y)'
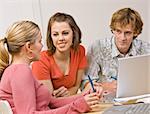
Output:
(83, 36), (150, 84)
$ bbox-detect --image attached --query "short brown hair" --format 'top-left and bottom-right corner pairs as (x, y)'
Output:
(110, 8), (143, 38)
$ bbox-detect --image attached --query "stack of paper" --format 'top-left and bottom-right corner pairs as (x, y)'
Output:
(114, 94), (150, 105)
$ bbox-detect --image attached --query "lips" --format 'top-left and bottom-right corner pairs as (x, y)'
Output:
(58, 42), (66, 48)
(119, 41), (127, 45)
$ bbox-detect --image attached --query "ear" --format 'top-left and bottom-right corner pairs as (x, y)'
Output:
(133, 32), (138, 37)
(25, 42), (32, 52)
(111, 30), (113, 33)
(24, 42), (34, 60)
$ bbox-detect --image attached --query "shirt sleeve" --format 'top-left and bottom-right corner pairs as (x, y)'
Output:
(32, 51), (51, 80)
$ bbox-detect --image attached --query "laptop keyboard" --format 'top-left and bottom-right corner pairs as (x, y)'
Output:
(125, 103), (150, 114)
(103, 103), (150, 114)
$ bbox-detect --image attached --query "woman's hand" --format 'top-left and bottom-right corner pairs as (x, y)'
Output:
(52, 86), (70, 97)
(84, 92), (100, 109)
(82, 81), (103, 97)
(83, 81), (116, 103)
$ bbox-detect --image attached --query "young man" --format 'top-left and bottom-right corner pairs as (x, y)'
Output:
(82, 8), (150, 102)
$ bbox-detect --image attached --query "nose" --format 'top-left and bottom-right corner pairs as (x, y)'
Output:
(120, 32), (127, 40)
(58, 34), (65, 41)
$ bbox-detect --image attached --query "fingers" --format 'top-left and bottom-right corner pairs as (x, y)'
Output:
(53, 86), (70, 97)
(90, 103), (100, 109)
(84, 93), (100, 109)
(95, 86), (103, 97)
(61, 91), (70, 97)
(93, 81), (100, 86)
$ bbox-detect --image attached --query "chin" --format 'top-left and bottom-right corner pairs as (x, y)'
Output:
(58, 48), (67, 52)
(32, 57), (40, 62)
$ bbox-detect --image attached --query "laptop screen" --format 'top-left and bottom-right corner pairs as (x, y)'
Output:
(116, 54), (150, 98)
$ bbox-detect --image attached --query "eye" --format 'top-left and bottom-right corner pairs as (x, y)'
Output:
(52, 33), (58, 37)
(39, 39), (42, 43)
(62, 31), (69, 35)
(115, 29), (121, 34)
(125, 31), (133, 35)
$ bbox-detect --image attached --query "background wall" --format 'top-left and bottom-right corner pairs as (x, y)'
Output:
(0, 0), (150, 51)
(0, 0), (42, 38)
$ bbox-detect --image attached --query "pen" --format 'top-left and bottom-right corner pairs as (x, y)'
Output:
(88, 75), (96, 92)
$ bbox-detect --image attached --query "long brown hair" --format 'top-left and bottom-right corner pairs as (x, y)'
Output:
(46, 12), (82, 55)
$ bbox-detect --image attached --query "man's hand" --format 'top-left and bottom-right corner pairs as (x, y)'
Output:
(100, 81), (117, 95)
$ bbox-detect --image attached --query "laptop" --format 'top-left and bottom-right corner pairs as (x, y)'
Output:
(103, 54), (150, 114)
(116, 54), (150, 98)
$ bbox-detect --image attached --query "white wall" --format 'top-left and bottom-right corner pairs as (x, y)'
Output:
(0, 0), (149, 51)
(148, 1), (150, 79)
(37, 0), (150, 50)
(148, 1), (150, 42)
(0, 0), (42, 38)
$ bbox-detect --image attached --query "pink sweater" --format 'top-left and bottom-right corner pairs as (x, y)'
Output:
(0, 64), (90, 114)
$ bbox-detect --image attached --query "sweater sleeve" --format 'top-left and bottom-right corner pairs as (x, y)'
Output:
(50, 96), (90, 114)
(49, 94), (88, 108)
(11, 66), (38, 114)
(11, 66), (90, 114)
(35, 96), (90, 114)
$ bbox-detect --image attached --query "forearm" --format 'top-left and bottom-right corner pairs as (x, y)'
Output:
(50, 94), (83, 108)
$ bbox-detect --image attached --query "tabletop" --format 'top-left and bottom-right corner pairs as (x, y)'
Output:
(83, 103), (113, 114)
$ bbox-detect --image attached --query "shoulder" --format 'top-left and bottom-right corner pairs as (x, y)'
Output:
(40, 50), (50, 59)
(34, 50), (52, 65)
(16, 64), (32, 75)
(32, 50), (55, 72)
(8, 64), (33, 81)
(87, 37), (112, 54)
(90, 37), (112, 49)
(7, 65), (36, 89)
(133, 39), (150, 45)
(77, 45), (86, 56)
(133, 39), (150, 53)
(9, 64), (31, 73)
(78, 45), (86, 53)
(71, 45), (86, 58)
(71, 45), (86, 54)
(133, 39), (150, 48)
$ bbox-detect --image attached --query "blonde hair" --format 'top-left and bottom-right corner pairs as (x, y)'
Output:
(0, 20), (40, 78)
(110, 8), (143, 38)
